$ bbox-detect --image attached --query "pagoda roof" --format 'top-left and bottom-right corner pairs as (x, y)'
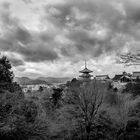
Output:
(79, 67), (93, 73)
(79, 73), (93, 78)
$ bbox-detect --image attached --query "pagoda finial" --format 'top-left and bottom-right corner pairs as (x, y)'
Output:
(85, 60), (87, 68)
(79, 60), (93, 81)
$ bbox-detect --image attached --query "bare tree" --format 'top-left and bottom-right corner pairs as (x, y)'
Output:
(118, 52), (140, 66)
(69, 80), (106, 140)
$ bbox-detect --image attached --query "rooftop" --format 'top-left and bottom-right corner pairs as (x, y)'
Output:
(79, 60), (93, 73)
(133, 71), (140, 74)
(79, 73), (93, 78)
(79, 67), (93, 73)
(95, 75), (109, 77)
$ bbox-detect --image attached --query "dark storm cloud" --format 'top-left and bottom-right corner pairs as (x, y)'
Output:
(22, 0), (32, 4)
(0, 5), (31, 45)
(45, 0), (96, 28)
(0, 2), (20, 28)
(0, 29), (59, 62)
(0, 28), (59, 62)
(0, 38), (14, 51)
(68, 30), (96, 47)
(10, 57), (24, 67)
(44, 0), (125, 58)
(0, 11), (18, 27)
(46, 0), (124, 30)
(1, 2), (10, 9)
(65, 29), (101, 57)
(127, 8), (140, 22)
(1, 0), (140, 66)
(39, 31), (55, 42)
(123, 0), (140, 23)
(14, 27), (32, 44)
(0, 4), (59, 63)
(44, 0), (140, 59)
(0, 26), (32, 51)
(17, 43), (58, 62)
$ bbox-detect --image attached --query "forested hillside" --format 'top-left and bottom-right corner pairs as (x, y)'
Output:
(0, 56), (140, 140)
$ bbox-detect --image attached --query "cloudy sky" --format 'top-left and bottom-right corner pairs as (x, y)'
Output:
(0, 0), (140, 78)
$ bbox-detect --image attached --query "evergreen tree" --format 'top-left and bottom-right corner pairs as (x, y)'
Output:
(0, 56), (14, 83)
(0, 56), (22, 93)
(51, 88), (63, 106)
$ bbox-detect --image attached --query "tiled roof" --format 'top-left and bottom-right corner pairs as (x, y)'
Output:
(120, 75), (131, 79)
(96, 75), (108, 77)
(79, 67), (93, 73)
(133, 72), (140, 77)
(79, 73), (93, 78)
(133, 72), (140, 73)
(96, 75), (110, 78)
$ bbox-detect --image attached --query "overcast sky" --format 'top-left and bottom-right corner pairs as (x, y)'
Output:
(0, 0), (140, 78)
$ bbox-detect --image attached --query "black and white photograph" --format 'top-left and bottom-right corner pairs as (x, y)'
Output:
(0, 0), (140, 139)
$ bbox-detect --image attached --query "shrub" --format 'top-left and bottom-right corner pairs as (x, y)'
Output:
(123, 82), (140, 96)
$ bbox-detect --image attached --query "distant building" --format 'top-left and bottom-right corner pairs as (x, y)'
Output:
(112, 74), (123, 82)
(132, 72), (140, 80)
(112, 72), (131, 83)
(112, 72), (132, 90)
(95, 75), (110, 81)
(79, 61), (93, 82)
(120, 75), (132, 83)
(21, 84), (50, 93)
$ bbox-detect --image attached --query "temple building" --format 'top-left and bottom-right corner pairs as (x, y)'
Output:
(132, 72), (140, 80)
(95, 75), (110, 81)
(79, 61), (93, 82)
(112, 71), (131, 83)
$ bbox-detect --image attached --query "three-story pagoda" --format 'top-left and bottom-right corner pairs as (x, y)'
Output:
(79, 61), (93, 81)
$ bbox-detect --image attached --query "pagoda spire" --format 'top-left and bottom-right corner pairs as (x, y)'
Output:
(85, 60), (87, 68)
(79, 61), (93, 82)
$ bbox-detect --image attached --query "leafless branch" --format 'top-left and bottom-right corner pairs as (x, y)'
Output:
(117, 52), (140, 66)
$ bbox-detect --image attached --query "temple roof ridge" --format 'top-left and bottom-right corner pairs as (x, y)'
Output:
(79, 67), (93, 73)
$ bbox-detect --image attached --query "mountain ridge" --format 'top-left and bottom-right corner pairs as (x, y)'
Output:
(14, 77), (72, 85)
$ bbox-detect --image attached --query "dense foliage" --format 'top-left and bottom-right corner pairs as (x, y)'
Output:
(0, 56), (13, 83)
(0, 56), (22, 93)
(123, 82), (140, 96)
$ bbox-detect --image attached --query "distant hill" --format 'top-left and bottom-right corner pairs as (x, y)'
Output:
(14, 77), (31, 85)
(38, 77), (72, 84)
(14, 77), (72, 85)
(14, 77), (50, 85)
